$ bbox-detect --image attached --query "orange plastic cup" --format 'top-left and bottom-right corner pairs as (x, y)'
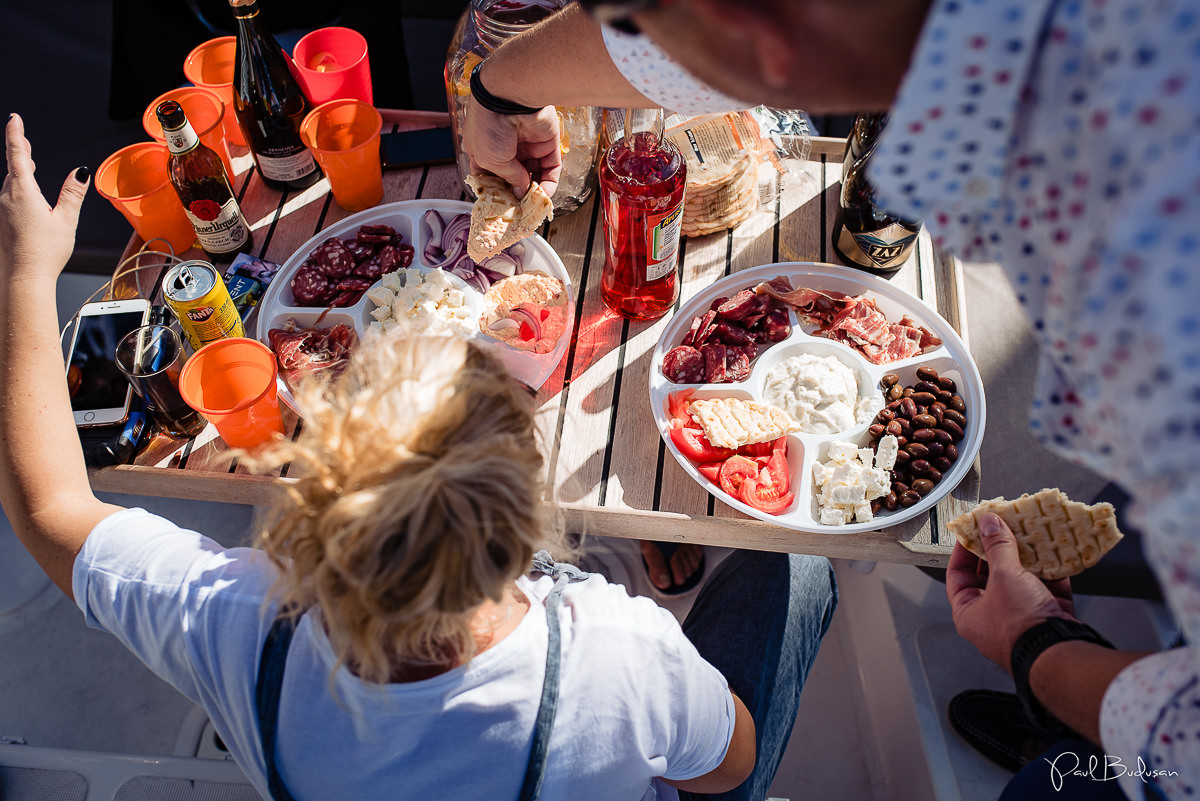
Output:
(300, 100), (383, 212)
(292, 27), (373, 106)
(178, 338), (284, 451)
(183, 36), (247, 147)
(142, 86), (235, 183)
(95, 142), (196, 254)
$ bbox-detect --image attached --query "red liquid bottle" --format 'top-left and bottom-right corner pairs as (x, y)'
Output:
(599, 108), (686, 321)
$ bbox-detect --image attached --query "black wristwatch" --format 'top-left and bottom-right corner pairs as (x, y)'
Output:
(1010, 618), (1115, 737)
(469, 62), (544, 116)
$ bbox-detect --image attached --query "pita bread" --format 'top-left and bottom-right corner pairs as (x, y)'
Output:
(465, 174), (554, 263)
(947, 488), (1124, 580)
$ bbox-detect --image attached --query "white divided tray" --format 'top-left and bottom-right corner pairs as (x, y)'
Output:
(254, 199), (574, 411)
(648, 262), (986, 534)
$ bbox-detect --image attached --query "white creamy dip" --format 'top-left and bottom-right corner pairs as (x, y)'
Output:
(763, 353), (876, 434)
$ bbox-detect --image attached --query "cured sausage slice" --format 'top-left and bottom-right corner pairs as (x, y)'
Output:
(662, 345), (706, 384)
(290, 265), (333, 306)
(313, 237), (356, 278)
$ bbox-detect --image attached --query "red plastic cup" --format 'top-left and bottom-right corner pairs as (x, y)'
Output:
(292, 27), (373, 106)
(179, 338), (284, 451)
(142, 86), (235, 184)
(183, 36), (247, 147)
(95, 142), (196, 254)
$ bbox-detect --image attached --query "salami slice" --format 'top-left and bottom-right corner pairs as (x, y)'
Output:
(694, 310), (719, 346)
(290, 265), (333, 306)
(662, 345), (706, 384)
(312, 237), (356, 278)
(356, 224), (398, 245)
(709, 296), (729, 312)
(353, 255), (384, 279)
(715, 319), (754, 346)
(329, 289), (366, 308)
(725, 348), (752, 381)
(702, 343), (728, 383)
(336, 276), (374, 292)
(715, 290), (759, 319)
(349, 241), (377, 265)
(763, 308), (791, 342)
(681, 315), (703, 348)
(378, 243), (414, 273)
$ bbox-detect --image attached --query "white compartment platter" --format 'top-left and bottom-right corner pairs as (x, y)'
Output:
(254, 199), (573, 411)
(648, 262), (986, 534)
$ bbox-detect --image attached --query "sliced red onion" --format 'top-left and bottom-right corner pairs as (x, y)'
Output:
(422, 209), (444, 250)
(480, 251), (519, 278)
(488, 318), (521, 332)
(509, 306), (542, 340)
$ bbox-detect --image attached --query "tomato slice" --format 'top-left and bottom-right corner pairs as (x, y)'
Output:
(697, 462), (723, 483)
(668, 389), (695, 426)
(670, 425), (736, 463)
(740, 477), (795, 514)
(740, 440), (773, 458)
(718, 455), (759, 496)
(764, 448), (790, 495)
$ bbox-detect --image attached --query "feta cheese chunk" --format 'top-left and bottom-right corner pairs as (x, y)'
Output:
(812, 435), (899, 525)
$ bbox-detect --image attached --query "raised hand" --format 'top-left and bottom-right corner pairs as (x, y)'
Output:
(463, 99), (562, 200)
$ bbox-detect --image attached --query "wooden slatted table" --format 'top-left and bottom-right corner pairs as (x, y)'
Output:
(94, 110), (977, 568)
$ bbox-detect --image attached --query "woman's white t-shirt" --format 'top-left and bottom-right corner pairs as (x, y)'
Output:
(72, 508), (736, 801)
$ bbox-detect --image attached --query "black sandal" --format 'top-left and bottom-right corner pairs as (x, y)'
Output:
(641, 542), (706, 596)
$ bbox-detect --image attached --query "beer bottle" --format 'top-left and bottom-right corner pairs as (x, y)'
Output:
(832, 112), (921, 276)
(155, 100), (254, 262)
(228, 0), (322, 191)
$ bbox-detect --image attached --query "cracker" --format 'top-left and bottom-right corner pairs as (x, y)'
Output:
(946, 488), (1124, 580)
(465, 174), (554, 263)
(687, 397), (800, 449)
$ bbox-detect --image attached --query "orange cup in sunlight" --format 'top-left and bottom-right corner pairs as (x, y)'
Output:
(95, 142), (196, 254)
(183, 36), (247, 147)
(179, 338), (284, 451)
(142, 86), (235, 183)
(292, 27), (373, 105)
(300, 99), (383, 212)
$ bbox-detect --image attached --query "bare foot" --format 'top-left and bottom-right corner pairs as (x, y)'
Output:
(639, 541), (705, 592)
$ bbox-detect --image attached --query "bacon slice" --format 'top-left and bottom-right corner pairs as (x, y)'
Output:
(267, 313), (356, 390)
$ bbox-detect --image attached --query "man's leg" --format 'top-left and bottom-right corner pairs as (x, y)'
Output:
(679, 550), (838, 801)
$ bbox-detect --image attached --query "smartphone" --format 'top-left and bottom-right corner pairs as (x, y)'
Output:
(66, 298), (150, 427)
(380, 128), (456, 170)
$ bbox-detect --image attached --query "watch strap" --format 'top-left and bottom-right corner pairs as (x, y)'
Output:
(1010, 618), (1115, 738)
(470, 62), (544, 116)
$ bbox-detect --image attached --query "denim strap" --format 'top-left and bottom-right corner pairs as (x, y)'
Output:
(253, 553), (588, 801)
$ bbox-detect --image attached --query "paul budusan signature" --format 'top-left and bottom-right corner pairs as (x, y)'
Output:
(1046, 752), (1180, 790)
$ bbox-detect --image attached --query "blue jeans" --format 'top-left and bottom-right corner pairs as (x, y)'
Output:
(678, 550), (839, 801)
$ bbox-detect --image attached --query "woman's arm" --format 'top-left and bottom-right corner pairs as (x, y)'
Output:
(0, 113), (124, 599)
(665, 690), (756, 794)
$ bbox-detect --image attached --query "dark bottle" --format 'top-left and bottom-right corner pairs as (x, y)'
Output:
(832, 112), (921, 276)
(155, 100), (254, 262)
(228, 0), (322, 191)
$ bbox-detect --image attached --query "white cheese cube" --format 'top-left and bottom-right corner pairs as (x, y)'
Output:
(381, 271), (404, 293)
(828, 483), (866, 506)
(370, 304), (392, 322)
(820, 506), (851, 526)
(853, 502), (874, 523)
(875, 435), (899, 471)
(864, 467), (891, 499)
(826, 440), (859, 463)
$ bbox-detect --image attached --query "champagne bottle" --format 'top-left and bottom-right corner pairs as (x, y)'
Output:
(832, 112), (921, 276)
(155, 100), (254, 262)
(228, 0), (322, 191)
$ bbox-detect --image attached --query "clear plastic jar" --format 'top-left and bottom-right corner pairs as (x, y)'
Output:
(445, 0), (601, 215)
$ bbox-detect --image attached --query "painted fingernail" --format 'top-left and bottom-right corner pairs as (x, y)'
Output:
(74, 166), (91, 184)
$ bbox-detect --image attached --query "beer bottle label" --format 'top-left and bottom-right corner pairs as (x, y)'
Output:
(846, 222), (919, 270)
(646, 202), (684, 282)
(256, 147), (318, 182)
(185, 197), (251, 254)
(164, 122), (200, 155)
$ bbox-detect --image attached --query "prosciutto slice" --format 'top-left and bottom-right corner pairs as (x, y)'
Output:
(267, 312), (356, 390)
(755, 276), (941, 365)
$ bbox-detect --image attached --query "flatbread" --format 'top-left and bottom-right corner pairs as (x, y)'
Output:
(465, 174), (554, 263)
(947, 488), (1124, 580)
(687, 397), (800, 450)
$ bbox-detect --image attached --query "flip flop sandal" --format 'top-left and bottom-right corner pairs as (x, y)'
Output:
(948, 689), (1057, 774)
(642, 542), (706, 596)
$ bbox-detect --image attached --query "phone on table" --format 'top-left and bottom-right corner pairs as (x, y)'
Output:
(380, 128), (456, 170)
(66, 298), (150, 427)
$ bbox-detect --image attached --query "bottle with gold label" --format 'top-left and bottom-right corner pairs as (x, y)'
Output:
(155, 100), (254, 262)
(445, 0), (601, 214)
(832, 112), (922, 276)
